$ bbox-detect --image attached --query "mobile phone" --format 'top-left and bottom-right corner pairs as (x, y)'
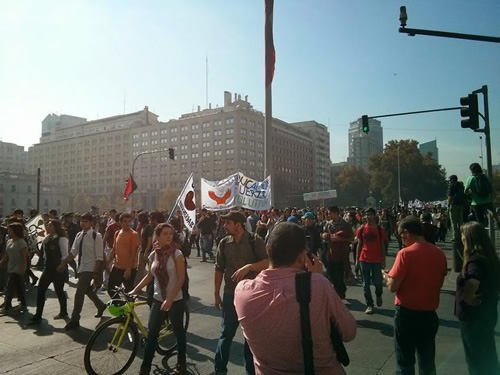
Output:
(306, 252), (315, 264)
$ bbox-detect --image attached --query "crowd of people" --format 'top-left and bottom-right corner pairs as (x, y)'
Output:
(0, 163), (498, 374)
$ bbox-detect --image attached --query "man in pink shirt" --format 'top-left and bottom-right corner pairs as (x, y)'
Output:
(234, 222), (357, 375)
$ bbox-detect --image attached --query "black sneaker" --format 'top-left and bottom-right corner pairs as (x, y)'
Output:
(28, 315), (42, 325)
(95, 306), (106, 318)
(64, 320), (80, 330)
(54, 313), (69, 320)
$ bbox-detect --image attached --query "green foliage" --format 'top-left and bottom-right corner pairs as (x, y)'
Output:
(335, 165), (371, 206)
(369, 139), (447, 204)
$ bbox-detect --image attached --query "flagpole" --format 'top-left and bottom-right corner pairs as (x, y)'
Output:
(398, 146), (401, 205)
(264, 0), (275, 206)
(168, 173), (193, 222)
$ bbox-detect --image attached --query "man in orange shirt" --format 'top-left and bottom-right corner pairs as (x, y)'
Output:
(385, 216), (447, 375)
(107, 213), (140, 298)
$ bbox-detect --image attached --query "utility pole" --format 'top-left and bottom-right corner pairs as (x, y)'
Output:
(36, 168), (41, 212)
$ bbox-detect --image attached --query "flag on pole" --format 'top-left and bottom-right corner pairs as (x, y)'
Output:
(123, 174), (137, 201)
(265, 0), (275, 87)
(176, 173), (197, 232)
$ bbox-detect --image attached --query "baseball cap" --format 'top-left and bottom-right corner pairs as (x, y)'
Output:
(301, 212), (315, 219)
(287, 216), (299, 223)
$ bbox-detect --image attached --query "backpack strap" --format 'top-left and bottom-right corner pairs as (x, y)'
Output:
(295, 272), (315, 375)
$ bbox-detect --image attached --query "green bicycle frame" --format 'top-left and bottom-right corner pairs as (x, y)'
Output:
(111, 300), (149, 349)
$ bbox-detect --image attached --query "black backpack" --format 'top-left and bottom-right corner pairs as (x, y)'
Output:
(451, 182), (466, 205)
(180, 229), (191, 258)
(473, 174), (492, 198)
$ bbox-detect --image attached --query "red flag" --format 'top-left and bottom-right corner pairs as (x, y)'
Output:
(123, 174), (138, 201)
(265, 0), (275, 87)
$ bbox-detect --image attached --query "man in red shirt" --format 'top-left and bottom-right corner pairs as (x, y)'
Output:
(385, 216), (447, 375)
(355, 208), (387, 314)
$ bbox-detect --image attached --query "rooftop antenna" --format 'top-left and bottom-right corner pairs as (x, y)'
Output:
(124, 90), (126, 114)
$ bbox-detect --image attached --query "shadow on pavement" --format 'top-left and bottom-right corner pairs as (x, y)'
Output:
(186, 331), (245, 368)
(356, 319), (393, 337)
(188, 296), (221, 318)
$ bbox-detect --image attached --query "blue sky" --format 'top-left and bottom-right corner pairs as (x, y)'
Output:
(1, 0), (499, 181)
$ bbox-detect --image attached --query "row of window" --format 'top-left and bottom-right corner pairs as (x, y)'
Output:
(132, 119), (264, 139)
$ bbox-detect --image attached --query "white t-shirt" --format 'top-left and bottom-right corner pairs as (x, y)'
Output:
(149, 249), (183, 302)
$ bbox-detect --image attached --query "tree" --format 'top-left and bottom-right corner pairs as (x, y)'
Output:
(96, 196), (111, 214)
(370, 140), (447, 204)
(70, 192), (92, 213)
(335, 165), (371, 206)
(159, 187), (178, 211)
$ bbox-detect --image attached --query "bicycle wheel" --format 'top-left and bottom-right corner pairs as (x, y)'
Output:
(156, 302), (190, 355)
(84, 317), (139, 375)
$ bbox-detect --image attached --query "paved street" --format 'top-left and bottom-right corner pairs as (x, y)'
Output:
(1, 240), (498, 374)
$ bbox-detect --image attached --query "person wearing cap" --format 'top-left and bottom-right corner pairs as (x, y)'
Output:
(57, 212), (107, 330)
(214, 210), (268, 375)
(322, 206), (354, 299)
(302, 211), (321, 256)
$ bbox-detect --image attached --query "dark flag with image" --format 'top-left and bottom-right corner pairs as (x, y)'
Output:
(123, 174), (137, 201)
(265, 0), (275, 87)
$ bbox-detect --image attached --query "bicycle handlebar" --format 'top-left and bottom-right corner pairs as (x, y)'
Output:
(110, 286), (137, 302)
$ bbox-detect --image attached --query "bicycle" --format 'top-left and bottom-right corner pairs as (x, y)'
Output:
(84, 287), (190, 375)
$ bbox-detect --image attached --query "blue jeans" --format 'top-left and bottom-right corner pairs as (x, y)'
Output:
(200, 234), (213, 261)
(360, 261), (382, 307)
(142, 299), (186, 369)
(394, 306), (439, 375)
(214, 293), (255, 374)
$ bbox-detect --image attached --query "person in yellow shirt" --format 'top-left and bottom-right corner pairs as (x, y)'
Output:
(107, 213), (140, 298)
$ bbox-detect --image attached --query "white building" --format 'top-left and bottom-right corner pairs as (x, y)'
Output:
(347, 118), (383, 171)
(0, 141), (28, 173)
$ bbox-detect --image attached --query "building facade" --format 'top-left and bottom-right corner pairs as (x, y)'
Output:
(347, 118), (383, 171)
(0, 172), (68, 217)
(28, 92), (323, 210)
(291, 121), (331, 192)
(419, 140), (439, 162)
(0, 141), (28, 173)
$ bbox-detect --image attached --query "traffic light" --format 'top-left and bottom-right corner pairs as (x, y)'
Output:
(362, 115), (369, 134)
(460, 94), (479, 130)
(168, 147), (175, 160)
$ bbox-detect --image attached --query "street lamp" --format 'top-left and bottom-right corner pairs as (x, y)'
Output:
(131, 148), (171, 209)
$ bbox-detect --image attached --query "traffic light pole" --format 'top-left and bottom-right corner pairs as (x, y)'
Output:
(399, 27), (500, 44)
(364, 106), (463, 121)
(131, 148), (170, 209)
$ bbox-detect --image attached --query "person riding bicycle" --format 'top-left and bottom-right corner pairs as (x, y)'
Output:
(131, 223), (187, 375)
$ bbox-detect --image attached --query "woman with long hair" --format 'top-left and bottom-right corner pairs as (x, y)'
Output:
(256, 213), (269, 239)
(131, 223), (187, 375)
(455, 221), (500, 374)
(29, 219), (69, 323)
